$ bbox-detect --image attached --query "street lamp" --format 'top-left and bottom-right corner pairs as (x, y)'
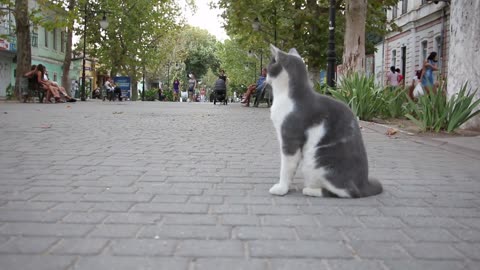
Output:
(326, 0), (336, 88)
(80, 7), (109, 101)
(252, 12), (277, 46)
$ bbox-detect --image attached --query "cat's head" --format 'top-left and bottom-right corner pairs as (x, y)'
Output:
(267, 44), (307, 85)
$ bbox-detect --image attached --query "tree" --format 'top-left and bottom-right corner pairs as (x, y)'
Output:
(80, 0), (181, 101)
(216, 0), (398, 80)
(180, 26), (220, 80)
(447, 0), (480, 129)
(5, 0), (32, 99)
(342, 0), (367, 74)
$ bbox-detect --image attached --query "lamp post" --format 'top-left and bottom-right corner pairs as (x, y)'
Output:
(80, 5), (108, 101)
(141, 65), (146, 101)
(326, 0), (336, 88)
(252, 16), (277, 46)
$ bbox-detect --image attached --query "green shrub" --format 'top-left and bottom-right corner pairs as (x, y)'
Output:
(145, 88), (158, 101)
(162, 89), (173, 101)
(328, 73), (384, 121)
(405, 83), (480, 132)
(6, 84), (14, 100)
(381, 87), (409, 119)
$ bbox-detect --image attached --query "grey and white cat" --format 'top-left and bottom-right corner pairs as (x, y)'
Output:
(267, 45), (382, 198)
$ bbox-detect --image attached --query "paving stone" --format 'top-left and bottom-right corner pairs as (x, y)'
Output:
(326, 259), (385, 270)
(453, 243), (480, 260)
(72, 256), (189, 270)
(349, 241), (411, 259)
(109, 239), (176, 256)
(449, 229), (480, 242)
(384, 260), (467, 270)
(233, 226), (296, 240)
(0, 222), (93, 237)
(270, 259), (328, 270)
(194, 258), (268, 270)
(0, 237), (58, 254)
(139, 225), (230, 239)
(104, 213), (160, 224)
(63, 212), (108, 224)
(131, 203), (208, 213)
(163, 214), (217, 225)
(359, 216), (405, 228)
(343, 228), (412, 242)
(249, 240), (353, 258)
(295, 226), (344, 241)
(221, 215), (260, 225)
(176, 240), (244, 257)
(402, 243), (465, 259)
(403, 228), (460, 242)
(51, 238), (108, 255)
(88, 224), (141, 238)
(0, 255), (75, 270)
(315, 216), (363, 228)
(262, 215), (317, 227)
(0, 210), (66, 223)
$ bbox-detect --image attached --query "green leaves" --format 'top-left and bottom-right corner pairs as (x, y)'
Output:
(405, 83), (480, 133)
(328, 73), (384, 121)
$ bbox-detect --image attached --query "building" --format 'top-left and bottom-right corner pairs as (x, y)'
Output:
(0, 0), (68, 98)
(374, 0), (450, 87)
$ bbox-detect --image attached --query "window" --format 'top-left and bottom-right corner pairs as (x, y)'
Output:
(53, 28), (57, 50)
(53, 72), (58, 82)
(60, 31), (65, 52)
(402, 0), (408, 14)
(421, 40), (428, 62)
(31, 30), (38, 47)
(392, 5), (398, 19)
(392, 50), (397, 67)
(44, 28), (48, 47)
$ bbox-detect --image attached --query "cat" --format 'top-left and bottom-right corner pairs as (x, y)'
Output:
(266, 44), (382, 198)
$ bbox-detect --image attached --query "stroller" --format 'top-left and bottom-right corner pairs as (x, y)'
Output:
(213, 78), (228, 105)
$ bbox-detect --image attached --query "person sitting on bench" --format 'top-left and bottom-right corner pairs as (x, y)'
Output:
(241, 68), (267, 107)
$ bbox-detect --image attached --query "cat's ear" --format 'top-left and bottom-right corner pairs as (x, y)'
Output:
(288, 48), (301, 58)
(270, 44), (280, 60)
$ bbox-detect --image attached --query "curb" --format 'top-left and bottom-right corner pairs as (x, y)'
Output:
(361, 120), (480, 160)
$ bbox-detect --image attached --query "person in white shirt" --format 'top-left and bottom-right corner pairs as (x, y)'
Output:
(104, 77), (114, 101)
(386, 66), (399, 90)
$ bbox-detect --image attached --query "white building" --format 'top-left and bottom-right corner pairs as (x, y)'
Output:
(374, 0), (450, 87)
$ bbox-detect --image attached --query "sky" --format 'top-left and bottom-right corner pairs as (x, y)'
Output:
(185, 0), (229, 42)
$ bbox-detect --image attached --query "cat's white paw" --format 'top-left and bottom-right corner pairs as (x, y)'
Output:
(303, 187), (324, 197)
(269, 184), (289, 196)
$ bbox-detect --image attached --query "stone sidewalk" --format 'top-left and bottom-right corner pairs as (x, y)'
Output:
(0, 101), (479, 270)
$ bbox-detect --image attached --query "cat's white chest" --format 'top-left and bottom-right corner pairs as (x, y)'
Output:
(270, 94), (294, 130)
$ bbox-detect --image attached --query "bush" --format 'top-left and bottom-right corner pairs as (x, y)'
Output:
(328, 73), (385, 121)
(381, 87), (409, 119)
(405, 83), (480, 132)
(162, 89), (173, 101)
(145, 88), (158, 101)
(6, 84), (14, 100)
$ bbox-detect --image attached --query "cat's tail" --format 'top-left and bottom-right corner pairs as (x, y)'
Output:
(360, 178), (383, 197)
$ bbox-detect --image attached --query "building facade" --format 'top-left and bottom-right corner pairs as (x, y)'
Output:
(0, 0), (68, 98)
(374, 0), (450, 87)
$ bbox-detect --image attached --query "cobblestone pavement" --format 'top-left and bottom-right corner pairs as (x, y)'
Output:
(0, 101), (479, 270)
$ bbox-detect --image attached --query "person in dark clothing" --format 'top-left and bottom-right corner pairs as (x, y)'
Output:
(213, 74), (227, 105)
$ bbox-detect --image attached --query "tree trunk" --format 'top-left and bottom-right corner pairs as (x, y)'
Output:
(129, 68), (138, 101)
(61, 0), (76, 96)
(342, 0), (367, 74)
(447, 0), (480, 130)
(14, 0), (31, 99)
